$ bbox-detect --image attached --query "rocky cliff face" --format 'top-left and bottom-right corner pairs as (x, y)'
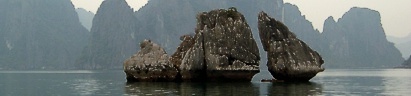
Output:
(0, 0), (89, 69)
(321, 7), (404, 68)
(282, 4), (323, 51)
(124, 40), (178, 82)
(77, 0), (141, 69)
(258, 12), (324, 81)
(170, 8), (261, 81)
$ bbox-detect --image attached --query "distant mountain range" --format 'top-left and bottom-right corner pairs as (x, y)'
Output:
(387, 34), (411, 59)
(321, 7), (403, 68)
(130, 0), (403, 69)
(0, 0), (89, 69)
(75, 0), (142, 69)
(400, 56), (411, 68)
(0, 0), (404, 70)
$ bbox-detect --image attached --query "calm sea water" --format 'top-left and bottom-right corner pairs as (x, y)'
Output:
(0, 69), (410, 96)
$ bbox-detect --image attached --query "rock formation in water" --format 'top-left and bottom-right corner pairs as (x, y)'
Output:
(258, 12), (324, 81)
(124, 8), (261, 82)
(321, 7), (404, 68)
(0, 0), (89, 69)
(124, 40), (178, 82)
(170, 8), (261, 81)
(136, 0), (326, 71)
(136, 0), (402, 70)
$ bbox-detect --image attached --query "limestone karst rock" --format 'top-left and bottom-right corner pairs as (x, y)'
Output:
(0, 0), (89, 69)
(178, 33), (206, 81)
(124, 40), (178, 82)
(136, 0), (286, 59)
(77, 0), (141, 69)
(200, 8), (261, 81)
(258, 11), (324, 82)
(169, 8), (260, 81)
(321, 7), (403, 68)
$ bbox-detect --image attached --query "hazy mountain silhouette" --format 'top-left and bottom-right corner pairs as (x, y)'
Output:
(387, 34), (411, 59)
(75, 0), (291, 69)
(321, 7), (404, 68)
(75, 0), (142, 69)
(75, 8), (94, 31)
(401, 55), (411, 68)
(134, 0), (325, 70)
(0, 0), (89, 69)
(76, 0), (403, 69)
(395, 40), (411, 59)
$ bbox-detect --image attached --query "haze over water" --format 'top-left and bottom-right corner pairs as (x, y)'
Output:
(1, 69), (410, 95)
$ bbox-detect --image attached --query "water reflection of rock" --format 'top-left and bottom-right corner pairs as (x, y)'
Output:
(268, 82), (323, 95)
(124, 82), (259, 95)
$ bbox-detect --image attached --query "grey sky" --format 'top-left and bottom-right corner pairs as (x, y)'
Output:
(71, 0), (411, 37)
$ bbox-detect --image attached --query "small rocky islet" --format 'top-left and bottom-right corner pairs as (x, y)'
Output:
(258, 12), (324, 81)
(123, 8), (324, 82)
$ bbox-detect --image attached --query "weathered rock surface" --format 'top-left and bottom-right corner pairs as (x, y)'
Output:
(170, 8), (260, 81)
(258, 12), (324, 82)
(169, 35), (195, 70)
(124, 40), (178, 82)
(178, 33), (206, 81)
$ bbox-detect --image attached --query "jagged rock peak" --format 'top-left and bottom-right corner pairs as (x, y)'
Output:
(124, 39), (178, 82)
(96, 0), (134, 16)
(258, 11), (324, 82)
(79, 0), (140, 69)
(197, 7), (260, 71)
(169, 7), (261, 81)
(324, 16), (336, 25)
(195, 7), (247, 32)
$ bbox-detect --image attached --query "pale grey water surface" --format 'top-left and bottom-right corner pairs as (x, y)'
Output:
(0, 69), (410, 95)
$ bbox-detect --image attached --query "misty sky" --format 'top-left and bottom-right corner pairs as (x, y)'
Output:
(71, 0), (411, 37)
